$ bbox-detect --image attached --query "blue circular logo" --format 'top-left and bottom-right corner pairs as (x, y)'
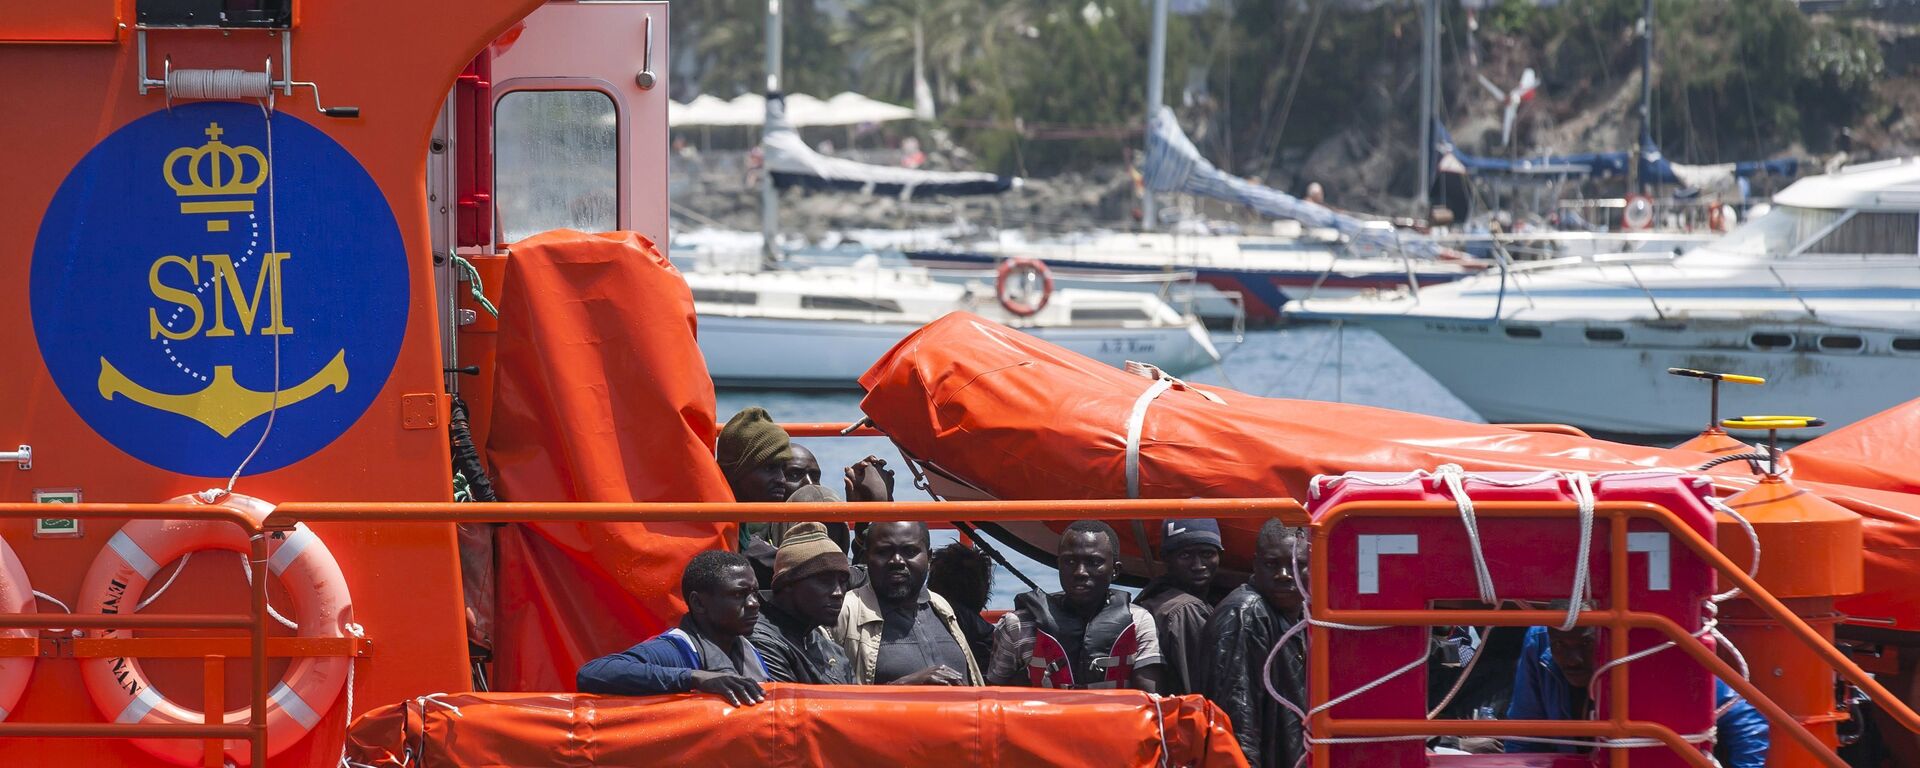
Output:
(31, 102), (408, 477)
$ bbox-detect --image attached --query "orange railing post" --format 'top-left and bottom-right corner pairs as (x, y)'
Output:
(0, 502), (269, 763)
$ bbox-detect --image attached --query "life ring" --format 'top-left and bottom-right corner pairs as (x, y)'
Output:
(995, 257), (1054, 317)
(0, 533), (33, 722)
(1621, 193), (1655, 231)
(76, 492), (353, 766)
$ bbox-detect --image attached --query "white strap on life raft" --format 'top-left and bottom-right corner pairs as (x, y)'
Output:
(1122, 361), (1224, 499)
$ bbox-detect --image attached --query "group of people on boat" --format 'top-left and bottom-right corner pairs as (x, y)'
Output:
(574, 407), (1771, 768)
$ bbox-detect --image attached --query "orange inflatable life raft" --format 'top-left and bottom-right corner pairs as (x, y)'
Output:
(858, 313), (1920, 633)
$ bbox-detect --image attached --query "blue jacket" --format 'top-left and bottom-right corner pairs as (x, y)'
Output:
(577, 624), (769, 696)
(1505, 627), (1768, 768)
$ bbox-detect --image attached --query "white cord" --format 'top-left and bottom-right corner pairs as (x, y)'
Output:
(337, 622), (366, 768)
(31, 590), (71, 614)
(1427, 626), (1494, 719)
(226, 101), (282, 492)
(238, 551), (299, 631)
(1149, 694), (1171, 768)
(135, 552), (194, 611)
(1560, 472), (1595, 631)
(1437, 464), (1499, 605)
(1705, 495), (1761, 602)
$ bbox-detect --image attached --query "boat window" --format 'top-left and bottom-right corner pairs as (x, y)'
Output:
(1818, 335), (1864, 351)
(1503, 326), (1542, 339)
(1750, 332), (1794, 350)
(1803, 212), (1920, 257)
(1583, 328), (1626, 342)
(1712, 206), (1841, 257)
(494, 89), (619, 245)
(801, 296), (903, 313)
(1894, 337), (1920, 352)
(691, 289), (757, 305)
(1072, 308), (1152, 322)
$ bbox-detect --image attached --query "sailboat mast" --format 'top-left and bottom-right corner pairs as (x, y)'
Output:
(1143, 0), (1169, 230)
(1640, 0), (1653, 143)
(1417, 0), (1436, 218)
(762, 0), (784, 260)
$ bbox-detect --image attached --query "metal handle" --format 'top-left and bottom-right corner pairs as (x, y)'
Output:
(635, 16), (657, 90)
(2, 444), (30, 470)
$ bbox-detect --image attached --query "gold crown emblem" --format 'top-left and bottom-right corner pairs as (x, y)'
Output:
(164, 123), (268, 197)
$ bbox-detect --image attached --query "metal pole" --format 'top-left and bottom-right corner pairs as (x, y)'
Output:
(1417, 0), (1436, 218)
(761, 0), (783, 262)
(1142, 0), (1168, 230)
(1641, 0), (1654, 143)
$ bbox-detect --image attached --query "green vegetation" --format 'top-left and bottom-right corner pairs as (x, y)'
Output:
(675, 0), (1889, 178)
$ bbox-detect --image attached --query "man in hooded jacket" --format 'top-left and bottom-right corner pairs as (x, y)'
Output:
(1134, 518), (1222, 694)
(1200, 520), (1306, 768)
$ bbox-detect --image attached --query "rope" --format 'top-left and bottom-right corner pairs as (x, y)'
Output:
(225, 102), (282, 492)
(1561, 472), (1595, 631)
(1150, 694), (1171, 768)
(336, 622), (366, 768)
(32, 590), (71, 614)
(239, 549), (300, 631)
(1706, 495), (1761, 603)
(1426, 626), (1493, 719)
(451, 255), (498, 318)
(1436, 464), (1499, 605)
(135, 552), (193, 611)
(169, 69), (274, 100)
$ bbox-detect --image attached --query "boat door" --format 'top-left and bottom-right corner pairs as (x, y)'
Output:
(485, 0), (670, 250)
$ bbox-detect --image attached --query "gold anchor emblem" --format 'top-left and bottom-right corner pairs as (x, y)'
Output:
(97, 351), (350, 437)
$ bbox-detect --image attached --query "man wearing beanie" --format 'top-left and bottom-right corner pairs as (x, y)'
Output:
(1134, 518), (1223, 695)
(717, 407), (802, 504)
(748, 520), (854, 684)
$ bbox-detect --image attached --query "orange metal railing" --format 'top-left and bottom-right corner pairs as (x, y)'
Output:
(5, 492), (1917, 767)
(0, 497), (1305, 767)
(1307, 498), (1917, 768)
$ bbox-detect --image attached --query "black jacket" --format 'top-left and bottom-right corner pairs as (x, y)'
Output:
(1135, 579), (1213, 695)
(748, 592), (853, 685)
(1199, 585), (1304, 768)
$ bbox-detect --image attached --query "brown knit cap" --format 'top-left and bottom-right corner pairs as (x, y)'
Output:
(772, 521), (850, 588)
(716, 407), (791, 479)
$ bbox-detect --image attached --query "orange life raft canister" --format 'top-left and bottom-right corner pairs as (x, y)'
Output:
(75, 491), (354, 766)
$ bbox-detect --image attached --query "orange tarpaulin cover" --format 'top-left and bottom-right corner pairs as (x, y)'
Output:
(859, 313), (1920, 631)
(344, 687), (1249, 767)
(485, 230), (734, 691)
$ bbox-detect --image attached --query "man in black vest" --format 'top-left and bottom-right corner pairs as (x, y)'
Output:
(984, 520), (1165, 691)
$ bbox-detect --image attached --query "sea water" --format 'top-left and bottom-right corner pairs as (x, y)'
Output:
(717, 326), (1482, 607)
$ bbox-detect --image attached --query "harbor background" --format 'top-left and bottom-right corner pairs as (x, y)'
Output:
(718, 325), (1483, 607)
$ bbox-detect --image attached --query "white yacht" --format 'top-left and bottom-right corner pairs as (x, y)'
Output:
(1288, 159), (1920, 435)
(684, 256), (1220, 388)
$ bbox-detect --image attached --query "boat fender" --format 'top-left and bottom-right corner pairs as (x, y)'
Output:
(1016, 588), (1139, 688)
(0, 534), (33, 722)
(1621, 193), (1655, 231)
(1707, 203), (1727, 233)
(995, 257), (1054, 317)
(75, 491), (354, 766)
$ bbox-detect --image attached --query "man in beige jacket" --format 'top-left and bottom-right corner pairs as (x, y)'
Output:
(833, 521), (983, 685)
